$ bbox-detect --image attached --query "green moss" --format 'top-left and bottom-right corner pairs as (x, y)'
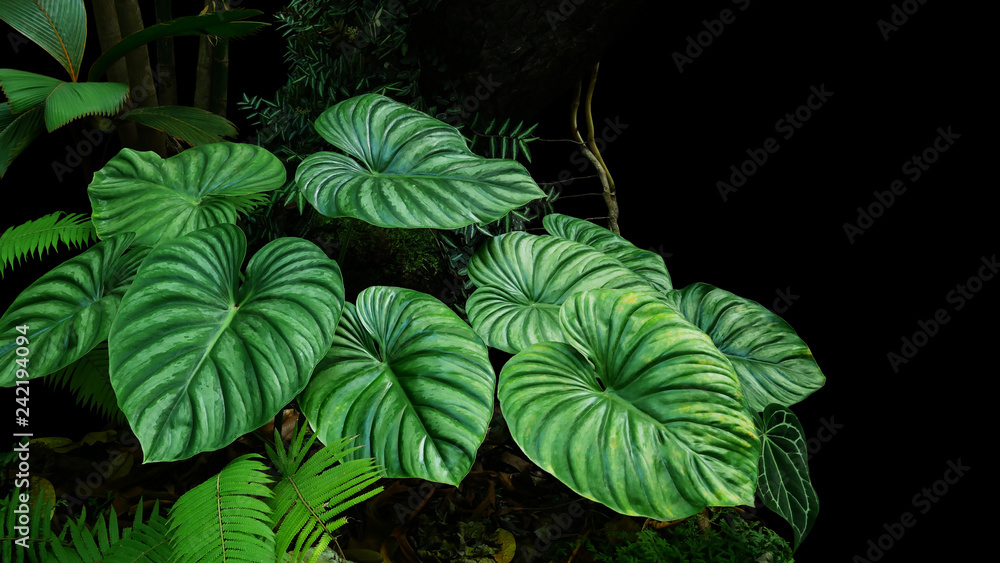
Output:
(572, 508), (794, 563)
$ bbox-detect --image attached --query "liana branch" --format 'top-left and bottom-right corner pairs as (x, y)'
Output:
(570, 63), (620, 234)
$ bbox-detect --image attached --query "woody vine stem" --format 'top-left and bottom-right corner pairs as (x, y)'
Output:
(570, 62), (620, 234)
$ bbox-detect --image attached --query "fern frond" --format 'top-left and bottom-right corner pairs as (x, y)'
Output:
(50, 506), (102, 562)
(266, 427), (383, 563)
(103, 501), (173, 562)
(167, 454), (275, 563)
(0, 211), (96, 278)
(1, 480), (59, 563)
(47, 342), (126, 425)
(49, 499), (173, 562)
(226, 192), (275, 216)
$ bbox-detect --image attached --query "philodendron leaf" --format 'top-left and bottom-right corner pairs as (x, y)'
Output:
(465, 231), (658, 354)
(0, 234), (146, 386)
(543, 213), (672, 293)
(0, 0), (86, 81)
(756, 404), (819, 551)
(299, 286), (495, 486)
(89, 142), (284, 246)
(109, 224), (344, 463)
(674, 282), (825, 411)
(499, 289), (760, 521)
(296, 94), (545, 229)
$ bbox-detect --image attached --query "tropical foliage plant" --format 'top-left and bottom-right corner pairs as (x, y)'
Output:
(0, 93), (824, 557)
(0, 0), (263, 177)
(0, 426), (382, 562)
(0, 0), (268, 285)
(295, 94), (545, 229)
(289, 94), (823, 543)
(235, 0), (553, 323)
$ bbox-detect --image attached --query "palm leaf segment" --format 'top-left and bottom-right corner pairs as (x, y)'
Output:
(0, 69), (130, 132)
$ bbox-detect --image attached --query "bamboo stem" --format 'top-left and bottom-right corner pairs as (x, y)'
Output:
(193, 0), (216, 112)
(90, 0), (137, 149)
(153, 0), (177, 107)
(115, 0), (166, 155)
(210, 8), (230, 119)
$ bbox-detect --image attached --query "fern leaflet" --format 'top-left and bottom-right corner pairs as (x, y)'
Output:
(47, 342), (126, 425)
(101, 501), (173, 562)
(463, 115), (539, 163)
(167, 454), (275, 563)
(1, 480), (59, 562)
(49, 500), (173, 562)
(266, 427), (383, 563)
(0, 211), (96, 278)
(226, 192), (274, 216)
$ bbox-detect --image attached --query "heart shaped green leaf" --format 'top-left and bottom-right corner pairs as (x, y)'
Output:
(465, 231), (659, 354)
(109, 224), (344, 463)
(543, 213), (672, 293)
(298, 286), (495, 486)
(499, 289), (760, 520)
(674, 282), (825, 411)
(756, 404), (819, 550)
(296, 94), (545, 229)
(0, 234), (146, 386)
(89, 142), (285, 246)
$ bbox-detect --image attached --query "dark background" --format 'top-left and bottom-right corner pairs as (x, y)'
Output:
(2, 1), (990, 560)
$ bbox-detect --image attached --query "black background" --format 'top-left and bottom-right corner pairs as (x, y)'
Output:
(2, 1), (991, 560)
